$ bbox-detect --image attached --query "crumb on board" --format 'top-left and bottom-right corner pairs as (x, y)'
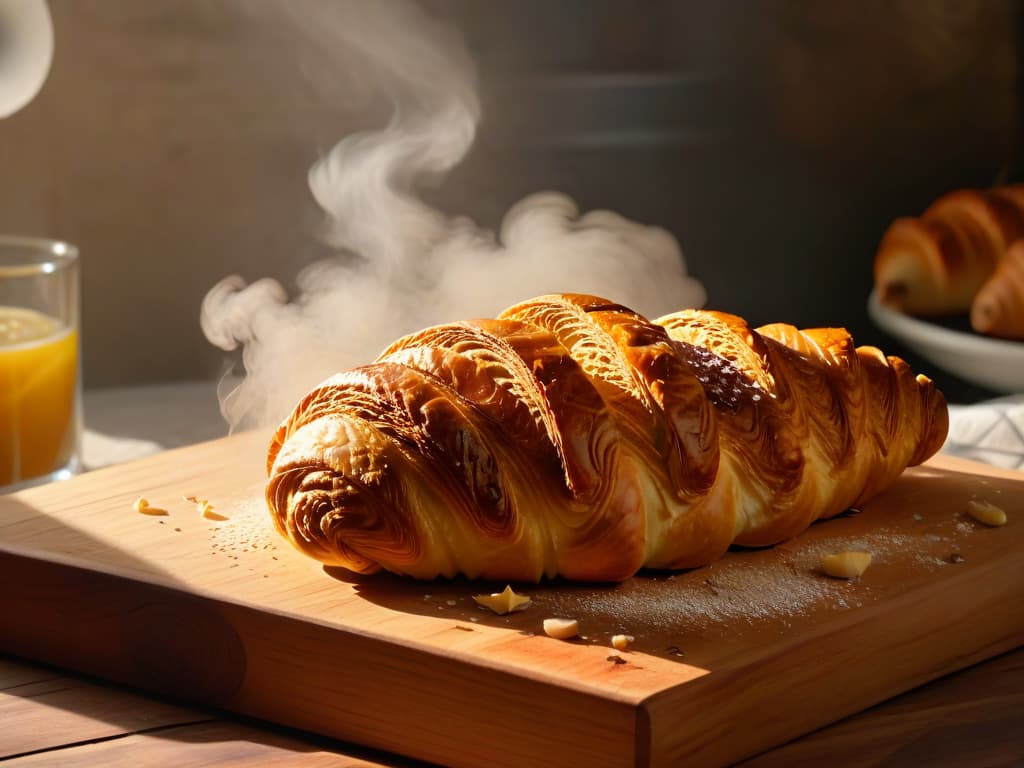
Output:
(611, 634), (634, 651)
(184, 494), (229, 521)
(133, 497), (168, 516)
(821, 551), (872, 579)
(543, 617), (579, 640)
(473, 585), (531, 615)
(966, 499), (1007, 527)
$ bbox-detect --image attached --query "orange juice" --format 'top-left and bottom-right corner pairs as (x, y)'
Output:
(0, 306), (78, 486)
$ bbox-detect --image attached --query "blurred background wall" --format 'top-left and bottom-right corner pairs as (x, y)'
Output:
(0, 0), (1020, 398)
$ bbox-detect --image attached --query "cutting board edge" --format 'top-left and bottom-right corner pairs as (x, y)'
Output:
(0, 549), (648, 768)
(0, 542), (660, 705)
(636, 544), (1024, 768)
(221, 598), (649, 768)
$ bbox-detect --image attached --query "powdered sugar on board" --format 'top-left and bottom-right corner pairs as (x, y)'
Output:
(541, 525), (953, 634)
(392, 493), (1005, 660)
(208, 494), (280, 563)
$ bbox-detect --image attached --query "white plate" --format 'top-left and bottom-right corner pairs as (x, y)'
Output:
(867, 291), (1024, 394)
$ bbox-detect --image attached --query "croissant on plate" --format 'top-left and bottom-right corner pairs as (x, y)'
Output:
(971, 239), (1024, 339)
(266, 294), (949, 582)
(874, 184), (1024, 316)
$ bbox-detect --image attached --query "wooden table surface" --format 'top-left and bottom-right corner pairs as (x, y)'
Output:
(2, 648), (1022, 767)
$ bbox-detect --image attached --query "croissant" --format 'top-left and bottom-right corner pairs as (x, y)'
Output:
(266, 294), (948, 582)
(970, 239), (1024, 339)
(874, 184), (1024, 315)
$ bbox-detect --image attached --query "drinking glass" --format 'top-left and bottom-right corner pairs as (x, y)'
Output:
(0, 236), (81, 490)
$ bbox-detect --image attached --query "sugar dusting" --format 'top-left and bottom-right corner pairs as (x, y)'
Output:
(537, 522), (964, 637)
(208, 494), (279, 562)
(402, 508), (982, 662)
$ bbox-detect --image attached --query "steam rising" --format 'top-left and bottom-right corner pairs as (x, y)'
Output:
(201, 0), (706, 432)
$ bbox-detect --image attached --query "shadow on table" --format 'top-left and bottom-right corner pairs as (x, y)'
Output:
(332, 565), (716, 664)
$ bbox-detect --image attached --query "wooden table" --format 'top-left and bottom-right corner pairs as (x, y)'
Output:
(2, 648), (1022, 766)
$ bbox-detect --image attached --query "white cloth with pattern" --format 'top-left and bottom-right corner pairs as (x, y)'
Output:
(943, 396), (1024, 471)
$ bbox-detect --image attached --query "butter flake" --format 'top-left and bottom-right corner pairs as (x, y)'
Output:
(472, 585), (531, 615)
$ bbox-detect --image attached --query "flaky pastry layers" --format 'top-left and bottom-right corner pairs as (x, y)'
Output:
(266, 294), (948, 582)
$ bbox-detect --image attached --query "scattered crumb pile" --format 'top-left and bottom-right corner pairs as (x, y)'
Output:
(128, 490), (279, 574)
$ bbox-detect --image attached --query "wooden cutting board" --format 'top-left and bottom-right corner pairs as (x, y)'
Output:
(1, 430), (1022, 768)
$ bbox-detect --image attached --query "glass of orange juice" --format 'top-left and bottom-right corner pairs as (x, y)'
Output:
(0, 236), (81, 491)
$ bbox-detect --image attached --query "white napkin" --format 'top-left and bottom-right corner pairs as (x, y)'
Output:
(943, 395), (1024, 470)
(81, 429), (165, 470)
(81, 381), (228, 470)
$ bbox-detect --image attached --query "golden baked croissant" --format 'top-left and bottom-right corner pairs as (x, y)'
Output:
(874, 184), (1024, 315)
(266, 294), (948, 582)
(970, 239), (1024, 339)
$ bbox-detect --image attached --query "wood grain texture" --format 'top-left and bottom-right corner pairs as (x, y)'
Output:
(0, 657), (423, 767)
(743, 649), (1024, 767)
(2, 721), (404, 768)
(0, 658), (209, 759)
(0, 431), (1022, 767)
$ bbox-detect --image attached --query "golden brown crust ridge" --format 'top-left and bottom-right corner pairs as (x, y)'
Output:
(266, 294), (949, 581)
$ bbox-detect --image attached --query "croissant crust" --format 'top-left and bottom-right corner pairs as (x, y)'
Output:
(874, 184), (1024, 316)
(970, 239), (1024, 339)
(266, 294), (948, 582)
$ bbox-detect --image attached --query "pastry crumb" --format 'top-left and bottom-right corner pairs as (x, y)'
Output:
(821, 551), (872, 579)
(133, 497), (168, 516)
(543, 617), (579, 640)
(966, 499), (1007, 527)
(473, 585), (531, 615)
(611, 634), (634, 651)
(184, 494), (228, 521)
